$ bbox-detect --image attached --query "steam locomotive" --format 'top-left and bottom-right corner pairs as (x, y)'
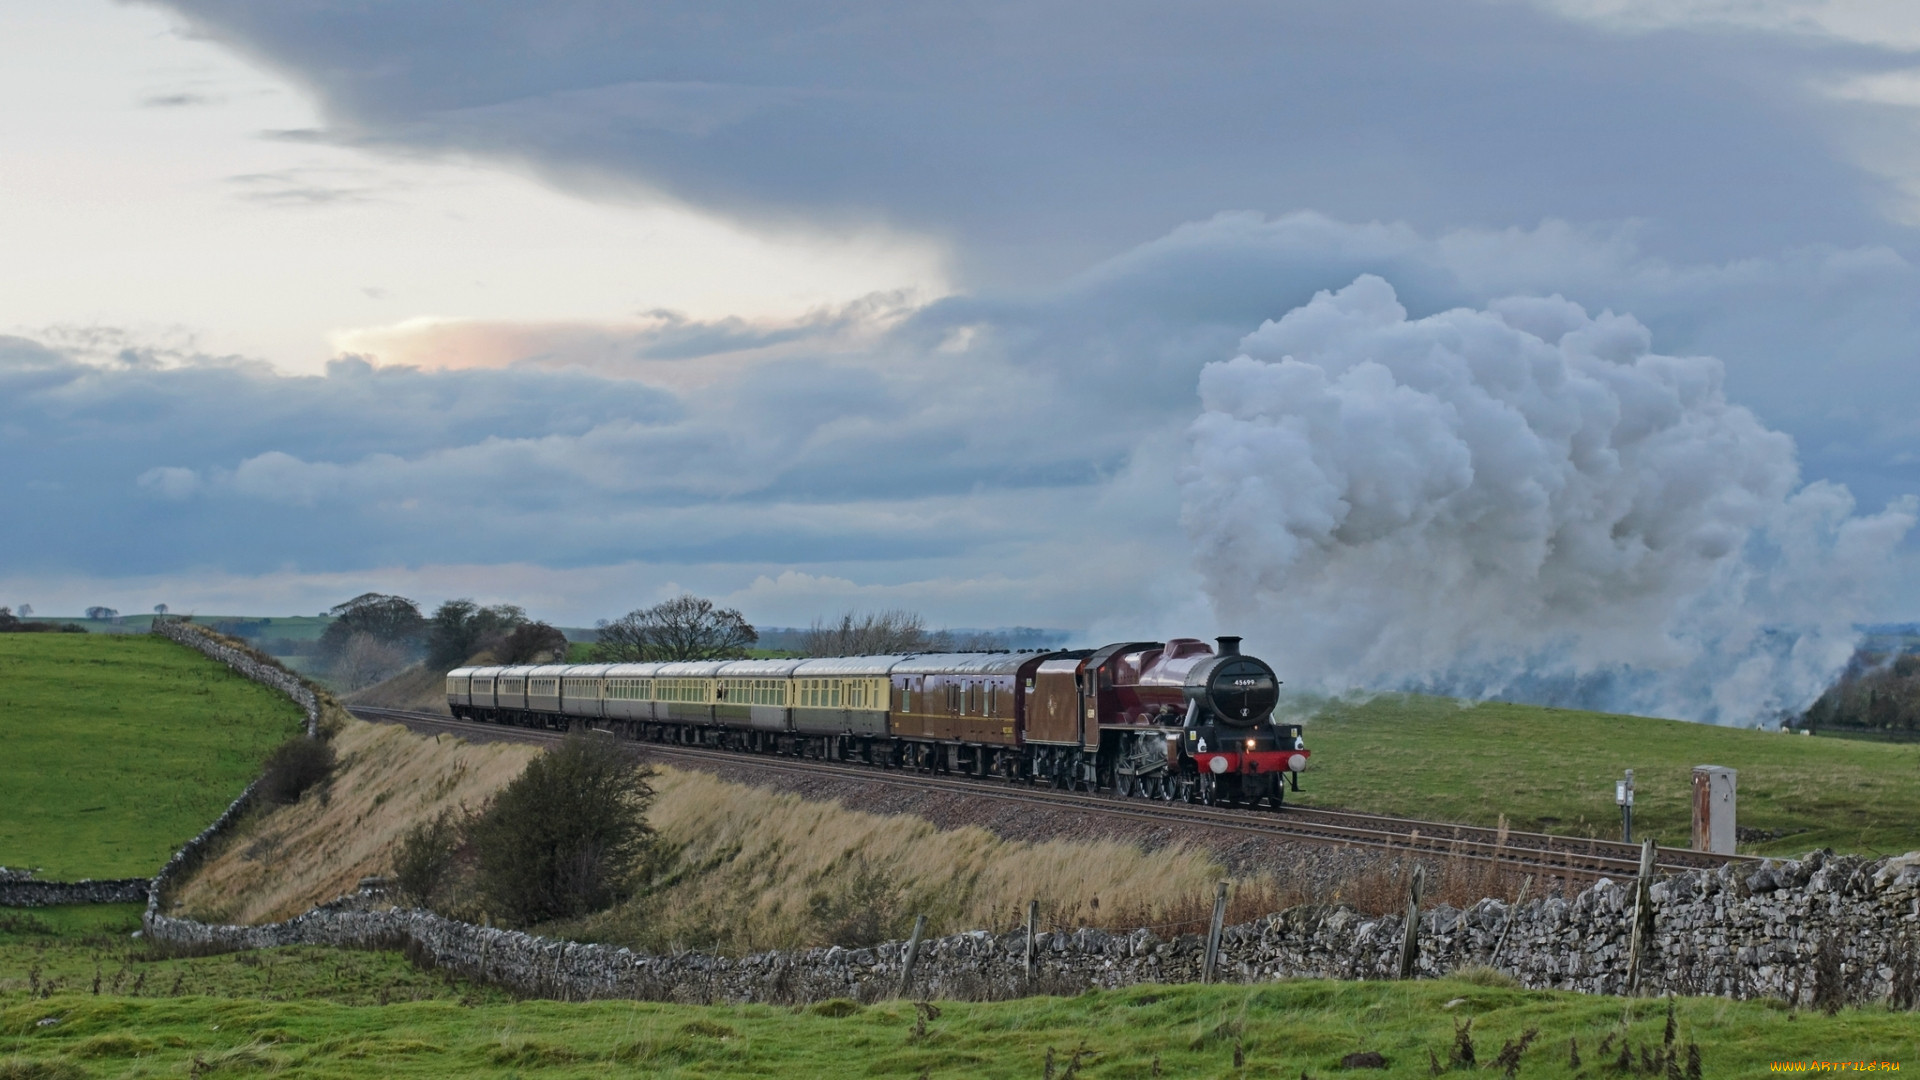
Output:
(445, 635), (1308, 807)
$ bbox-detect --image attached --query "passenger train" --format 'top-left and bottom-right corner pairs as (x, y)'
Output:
(446, 635), (1308, 807)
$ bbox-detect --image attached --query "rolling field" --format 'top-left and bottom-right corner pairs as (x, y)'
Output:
(0, 634), (307, 878)
(1291, 694), (1920, 857)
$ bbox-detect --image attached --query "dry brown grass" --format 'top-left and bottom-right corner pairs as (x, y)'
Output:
(172, 718), (1532, 952)
(552, 765), (1243, 953)
(168, 717), (536, 923)
(545, 768), (1528, 956)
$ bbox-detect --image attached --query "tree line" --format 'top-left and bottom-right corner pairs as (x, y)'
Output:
(0, 607), (85, 634)
(1797, 650), (1920, 736)
(306, 592), (763, 690)
(253, 589), (1033, 692)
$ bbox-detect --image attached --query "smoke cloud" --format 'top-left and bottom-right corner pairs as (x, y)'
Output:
(1183, 275), (1917, 724)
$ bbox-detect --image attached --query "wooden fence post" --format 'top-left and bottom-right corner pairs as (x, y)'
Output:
(1025, 900), (1039, 979)
(1488, 874), (1533, 969)
(899, 914), (928, 998)
(1202, 880), (1229, 984)
(1625, 839), (1656, 994)
(1398, 864), (1427, 978)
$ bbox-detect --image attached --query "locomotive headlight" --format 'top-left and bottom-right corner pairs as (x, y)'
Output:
(1246, 738), (1256, 750)
(1294, 736), (1305, 751)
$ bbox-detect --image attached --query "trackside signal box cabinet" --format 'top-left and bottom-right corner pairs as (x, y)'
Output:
(1691, 765), (1737, 854)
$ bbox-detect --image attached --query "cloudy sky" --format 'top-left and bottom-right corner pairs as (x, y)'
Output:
(9, 0), (1920, 718)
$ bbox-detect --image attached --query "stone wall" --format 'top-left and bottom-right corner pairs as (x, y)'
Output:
(0, 870), (148, 907)
(150, 618), (318, 737)
(143, 777), (263, 922)
(142, 851), (1920, 1007)
(137, 619), (313, 917)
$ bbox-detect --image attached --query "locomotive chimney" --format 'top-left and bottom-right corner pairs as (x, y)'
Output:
(1216, 635), (1241, 656)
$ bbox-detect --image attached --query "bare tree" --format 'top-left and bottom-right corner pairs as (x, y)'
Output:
(596, 595), (757, 661)
(799, 609), (1015, 656)
(802, 609), (931, 656)
(330, 631), (414, 690)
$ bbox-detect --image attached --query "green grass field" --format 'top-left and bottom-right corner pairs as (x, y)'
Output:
(0, 906), (503, 1008)
(30, 615), (334, 639)
(0, 906), (1912, 1078)
(0, 635), (307, 878)
(1291, 694), (1920, 857)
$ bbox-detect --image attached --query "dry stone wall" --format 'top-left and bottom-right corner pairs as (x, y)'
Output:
(150, 618), (318, 737)
(143, 851), (1920, 1007)
(0, 869), (147, 907)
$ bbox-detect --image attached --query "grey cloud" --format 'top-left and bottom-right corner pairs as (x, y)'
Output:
(146, 0), (1908, 281)
(225, 168), (393, 206)
(142, 92), (220, 107)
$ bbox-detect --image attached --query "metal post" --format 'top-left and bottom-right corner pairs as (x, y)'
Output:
(1202, 881), (1229, 984)
(1616, 769), (1635, 844)
(899, 914), (928, 997)
(1625, 839), (1656, 994)
(1025, 899), (1038, 979)
(1398, 864), (1427, 978)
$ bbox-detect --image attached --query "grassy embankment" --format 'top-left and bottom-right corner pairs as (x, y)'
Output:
(1, 908), (1913, 1079)
(0, 634), (307, 879)
(167, 717), (537, 925)
(1288, 694), (1920, 858)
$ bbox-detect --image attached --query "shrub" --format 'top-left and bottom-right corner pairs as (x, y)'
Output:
(805, 857), (905, 946)
(393, 809), (464, 908)
(466, 732), (656, 926)
(258, 737), (336, 805)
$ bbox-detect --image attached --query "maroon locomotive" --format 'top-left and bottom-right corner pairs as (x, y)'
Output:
(1025, 635), (1306, 807)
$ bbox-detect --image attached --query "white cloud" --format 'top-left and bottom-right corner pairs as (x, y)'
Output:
(137, 465), (200, 499)
(1519, 0), (1920, 48)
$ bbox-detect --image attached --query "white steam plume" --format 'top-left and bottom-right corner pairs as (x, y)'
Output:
(1182, 275), (1916, 725)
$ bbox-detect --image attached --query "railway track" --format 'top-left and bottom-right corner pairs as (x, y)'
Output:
(350, 705), (1751, 883)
